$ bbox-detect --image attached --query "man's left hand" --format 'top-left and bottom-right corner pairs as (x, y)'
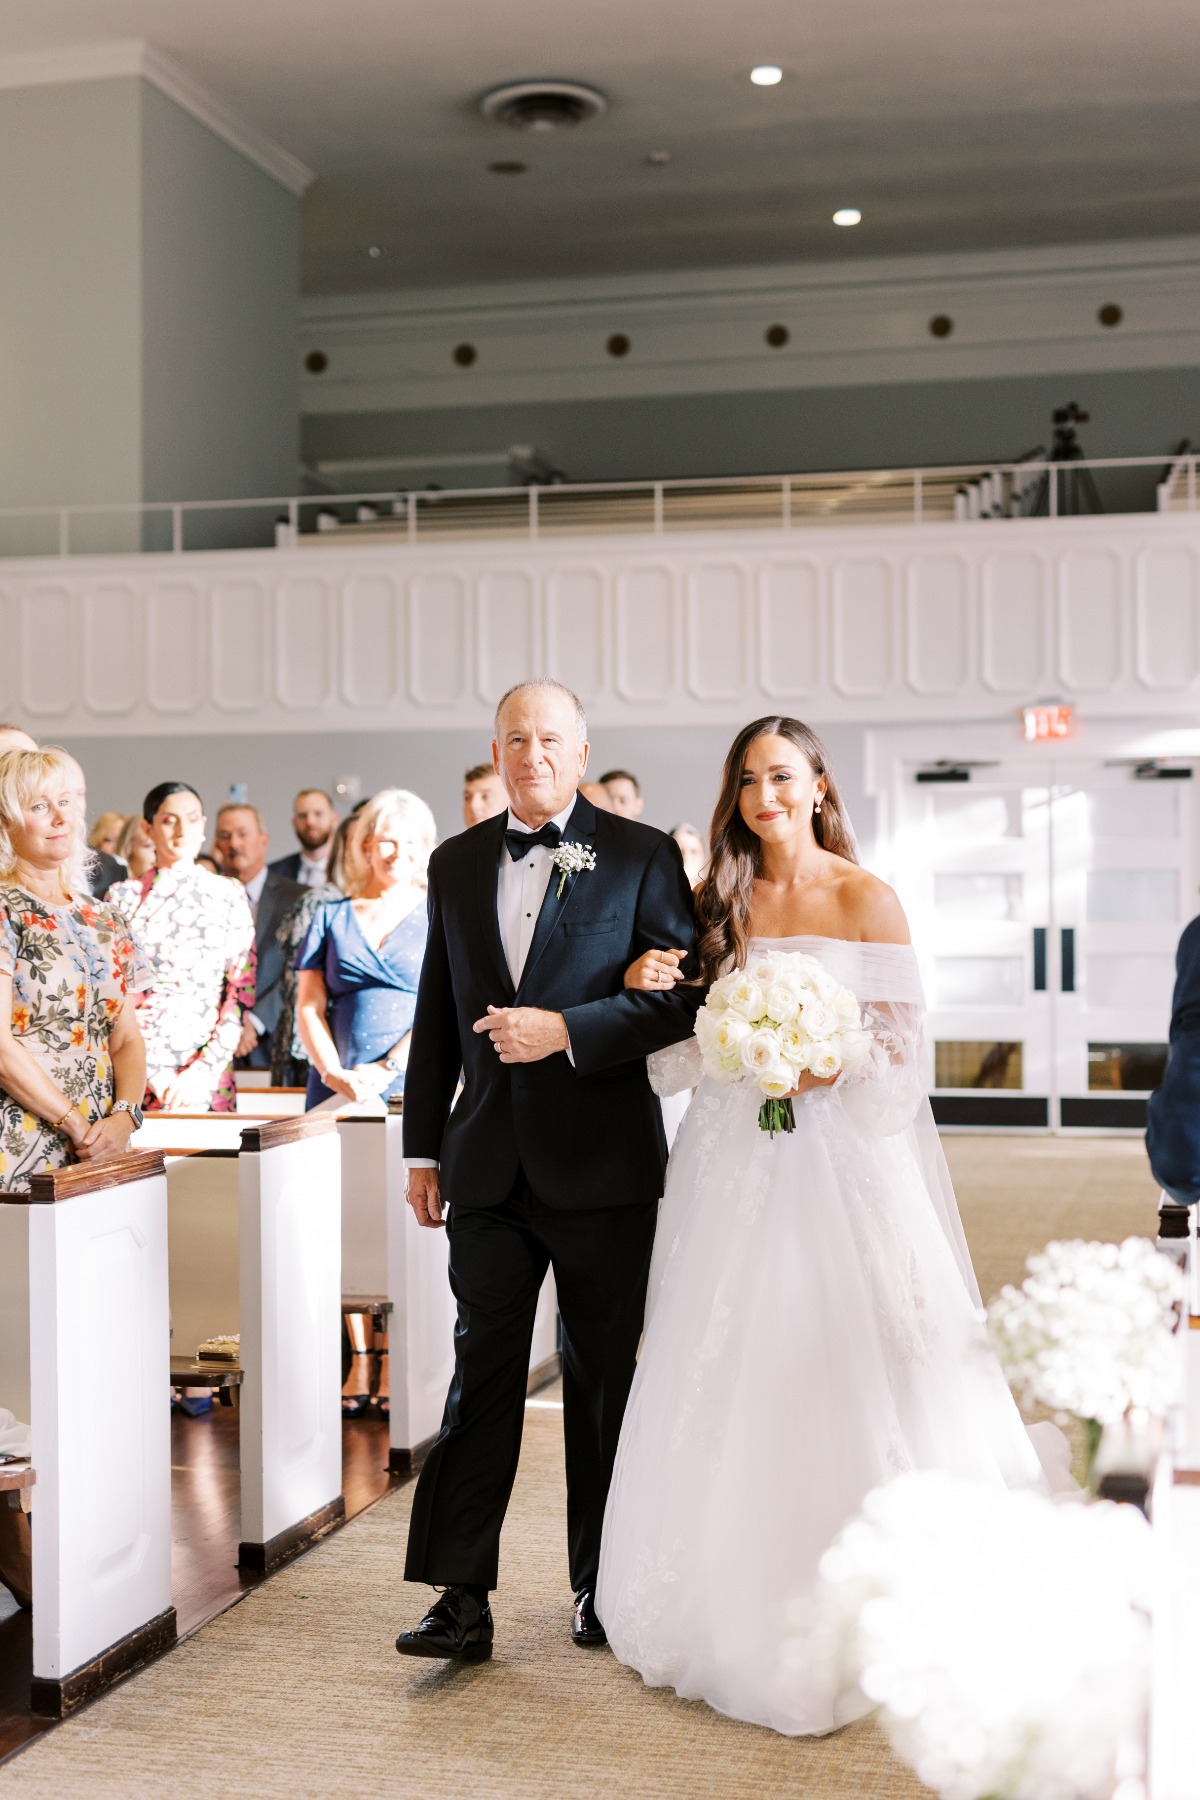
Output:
(472, 1005), (569, 1064)
(235, 1019), (259, 1059)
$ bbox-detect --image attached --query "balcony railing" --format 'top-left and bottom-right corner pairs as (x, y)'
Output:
(0, 454), (1191, 557)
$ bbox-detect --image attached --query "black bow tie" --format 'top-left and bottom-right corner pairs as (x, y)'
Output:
(504, 823), (562, 862)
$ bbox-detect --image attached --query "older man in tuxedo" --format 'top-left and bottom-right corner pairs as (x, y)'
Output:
(396, 678), (701, 1664)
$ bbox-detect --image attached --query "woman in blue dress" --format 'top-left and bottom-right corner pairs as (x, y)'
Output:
(296, 788), (436, 1111)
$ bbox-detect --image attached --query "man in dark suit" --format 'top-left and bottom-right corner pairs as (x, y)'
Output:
(1147, 913), (1200, 1204)
(268, 788), (339, 889)
(215, 804), (303, 1072)
(396, 678), (701, 1665)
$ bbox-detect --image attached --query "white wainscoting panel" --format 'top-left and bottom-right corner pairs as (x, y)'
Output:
(147, 581), (206, 714)
(341, 574), (400, 708)
(212, 580), (266, 713)
(408, 572), (466, 706)
(1136, 547), (1200, 690)
(1059, 549), (1124, 692)
(832, 558), (893, 698)
(615, 566), (675, 703)
(2, 513), (1200, 733)
(686, 563), (748, 702)
(980, 553), (1047, 695)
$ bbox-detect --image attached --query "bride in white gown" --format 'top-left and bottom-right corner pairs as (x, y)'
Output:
(595, 716), (1062, 1737)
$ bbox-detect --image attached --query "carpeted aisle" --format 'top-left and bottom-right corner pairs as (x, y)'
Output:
(0, 1137), (1160, 1799)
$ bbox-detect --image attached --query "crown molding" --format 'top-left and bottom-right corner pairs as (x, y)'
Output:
(0, 39), (314, 195)
(300, 235), (1200, 415)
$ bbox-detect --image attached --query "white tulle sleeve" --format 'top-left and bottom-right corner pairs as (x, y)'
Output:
(647, 1035), (703, 1097)
(836, 999), (926, 1137)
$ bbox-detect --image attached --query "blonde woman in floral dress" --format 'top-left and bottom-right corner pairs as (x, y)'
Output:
(108, 781), (255, 1112)
(0, 748), (149, 1193)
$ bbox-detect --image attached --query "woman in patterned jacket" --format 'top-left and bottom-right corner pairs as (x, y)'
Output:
(0, 747), (148, 1192)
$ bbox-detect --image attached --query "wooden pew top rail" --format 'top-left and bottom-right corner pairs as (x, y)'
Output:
(0, 1463), (34, 1493)
(0, 1149), (167, 1205)
(239, 1113), (339, 1153)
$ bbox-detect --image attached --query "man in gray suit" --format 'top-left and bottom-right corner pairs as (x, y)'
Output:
(215, 804), (302, 1073)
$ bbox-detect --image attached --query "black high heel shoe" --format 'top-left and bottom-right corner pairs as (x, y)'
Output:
(342, 1349), (373, 1417)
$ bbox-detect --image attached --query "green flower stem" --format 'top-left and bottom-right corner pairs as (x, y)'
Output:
(758, 1097), (796, 1136)
(1084, 1416), (1104, 1483)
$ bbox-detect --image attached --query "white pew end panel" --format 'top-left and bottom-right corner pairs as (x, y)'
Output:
(237, 1114), (344, 1574)
(0, 1152), (175, 1716)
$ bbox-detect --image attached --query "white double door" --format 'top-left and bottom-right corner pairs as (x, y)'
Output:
(887, 751), (1191, 1130)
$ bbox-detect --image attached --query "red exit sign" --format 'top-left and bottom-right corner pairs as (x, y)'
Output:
(1021, 704), (1075, 742)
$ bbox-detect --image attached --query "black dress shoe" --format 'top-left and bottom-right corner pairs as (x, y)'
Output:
(396, 1587), (494, 1661)
(571, 1588), (607, 1648)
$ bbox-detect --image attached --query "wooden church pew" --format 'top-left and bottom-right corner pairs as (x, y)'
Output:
(0, 1151), (175, 1716)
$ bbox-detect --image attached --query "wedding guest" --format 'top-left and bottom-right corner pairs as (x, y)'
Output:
(0, 747), (148, 1192)
(601, 768), (644, 818)
(270, 811), (360, 1088)
(117, 813), (156, 881)
(296, 788), (434, 1110)
(61, 759), (125, 900)
(88, 812), (127, 859)
(196, 851), (221, 876)
(213, 805), (302, 1073)
(671, 821), (707, 886)
(579, 781), (614, 810)
(462, 763), (507, 829)
(109, 783), (255, 1112)
(0, 1408), (31, 1607)
(270, 788), (339, 888)
(1148, 912), (1200, 1203)
(0, 725), (36, 756)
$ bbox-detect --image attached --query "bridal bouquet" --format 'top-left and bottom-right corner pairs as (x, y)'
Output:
(987, 1236), (1185, 1431)
(800, 1471), (1150, 1800)
(693, 949), (871, 1135)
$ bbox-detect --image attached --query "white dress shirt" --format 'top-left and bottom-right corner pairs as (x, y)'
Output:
(498, 800), (576, 986)
(242, 864), (268, 920)
(406, 798), (578, 1172)
(297, 846), (330, 888)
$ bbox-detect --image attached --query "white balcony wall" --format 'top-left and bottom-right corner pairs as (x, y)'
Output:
(2, 513), (1200, 740)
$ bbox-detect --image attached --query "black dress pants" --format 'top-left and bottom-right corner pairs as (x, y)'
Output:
(403, 1170), (658, 1595)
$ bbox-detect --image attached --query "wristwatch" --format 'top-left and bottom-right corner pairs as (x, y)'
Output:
(111, 1099), (144, 1129)
(383, 1055), (404, 1076)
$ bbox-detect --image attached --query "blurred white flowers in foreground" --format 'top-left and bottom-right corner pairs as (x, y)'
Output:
(799, 1471), (1149, 1800)
(987, 1237), (1185, 1426)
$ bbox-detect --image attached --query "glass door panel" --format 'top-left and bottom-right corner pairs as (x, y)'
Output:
(894, 763), (1052, 1127)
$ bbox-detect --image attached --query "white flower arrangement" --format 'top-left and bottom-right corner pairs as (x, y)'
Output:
(694, 948), (871, 1134)
(799, 1470), (1150, 1800)
(987, 1237), (1185, 1428)
(549, 840), (596, 899)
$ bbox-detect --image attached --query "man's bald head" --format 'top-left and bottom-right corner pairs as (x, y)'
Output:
(0, 723), (36, 756)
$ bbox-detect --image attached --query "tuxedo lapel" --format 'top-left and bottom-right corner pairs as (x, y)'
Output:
(516, 793), (598, 995)
(475, 816), (516, 1001)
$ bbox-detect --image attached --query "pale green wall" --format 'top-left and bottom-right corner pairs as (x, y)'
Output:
(0, 78), (142, 512)
(302, 363), (1200, 501)
(140, 82), (299, 505)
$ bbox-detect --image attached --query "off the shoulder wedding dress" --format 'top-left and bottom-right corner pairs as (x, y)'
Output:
(596, 936), (1064, 1736)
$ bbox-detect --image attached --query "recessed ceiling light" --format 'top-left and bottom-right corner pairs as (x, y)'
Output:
(750, 65), (783, 85)
(367, 245), (385, 259)
(480, 81), (607, 131)
(832, 207), (862, 227)
(646, 150), (672, 165)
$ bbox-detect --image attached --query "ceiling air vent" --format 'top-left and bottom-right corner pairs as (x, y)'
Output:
(479, 81), (608, 132)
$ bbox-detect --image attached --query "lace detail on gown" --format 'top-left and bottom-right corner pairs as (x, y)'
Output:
(597, 934), (1055, 1736)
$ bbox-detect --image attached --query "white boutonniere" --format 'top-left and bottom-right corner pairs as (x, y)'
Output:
(550, 841), (596, 899)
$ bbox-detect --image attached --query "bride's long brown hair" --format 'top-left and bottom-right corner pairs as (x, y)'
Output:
(696, 716), (858, 985)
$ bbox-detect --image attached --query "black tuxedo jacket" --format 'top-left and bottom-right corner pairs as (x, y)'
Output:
(402, 793), (701, 1211)
(268, 851), (303, 884)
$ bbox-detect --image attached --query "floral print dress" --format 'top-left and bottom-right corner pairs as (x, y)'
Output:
(107, 864), (256, 1112)
(0, 884), (150, 1193)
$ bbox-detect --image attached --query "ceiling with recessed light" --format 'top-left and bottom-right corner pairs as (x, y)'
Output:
(2, 0), (1200, 293)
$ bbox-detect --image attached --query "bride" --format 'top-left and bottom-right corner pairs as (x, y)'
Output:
(595, 715), (1061, 1736)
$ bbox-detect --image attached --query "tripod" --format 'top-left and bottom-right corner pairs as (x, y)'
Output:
(1024, 402), (1104, 516)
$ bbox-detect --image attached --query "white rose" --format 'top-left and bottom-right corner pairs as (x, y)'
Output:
(807, 1040), (842, 1081)
(694, 1007), (720, 1055)
(763, 981), (802, 1027)
(758, 1061), (796, 1100)
(740, 1026), (784, 1075)
(722, 976), (768, 1024)
(834, 990), (861, 1027)
(800, 998), (836, 1037)
(714, 1015), (753, 1059)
